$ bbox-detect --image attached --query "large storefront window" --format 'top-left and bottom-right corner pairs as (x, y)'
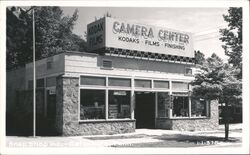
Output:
(157, 92), (170, 118)
(108, 90), (131, 119)
(80, 89), (105, 120)
(191, 99), (207, 117)
(172, 96), (189, 117)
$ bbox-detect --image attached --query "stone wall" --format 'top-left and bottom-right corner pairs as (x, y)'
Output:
(156, 100), (219, 131)
(56, 75), (135, 136)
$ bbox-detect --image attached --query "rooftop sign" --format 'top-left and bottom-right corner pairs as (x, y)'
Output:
(87, 17), (194, 58)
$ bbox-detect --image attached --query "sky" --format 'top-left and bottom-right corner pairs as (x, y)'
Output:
(62, 7), (229, 60)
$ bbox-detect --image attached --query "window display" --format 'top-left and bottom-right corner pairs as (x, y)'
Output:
(172, 96), (189, 117)
(108, 90), (131, 119)
(80, 89), (105, 120)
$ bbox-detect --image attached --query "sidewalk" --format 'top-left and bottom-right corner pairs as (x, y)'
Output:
(6, 124), (242, 148)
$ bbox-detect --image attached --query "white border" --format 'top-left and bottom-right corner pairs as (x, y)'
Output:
(1, 0), (249, 154)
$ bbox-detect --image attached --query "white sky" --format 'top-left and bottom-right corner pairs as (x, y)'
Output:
(62, 7), (229, 60)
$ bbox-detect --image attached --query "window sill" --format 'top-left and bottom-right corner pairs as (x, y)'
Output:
(79, 119), (135, 123)
(157, 117), (209, 120)
(170, 116), (209, 120)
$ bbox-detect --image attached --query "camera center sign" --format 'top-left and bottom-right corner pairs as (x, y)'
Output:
(87, 17), (194, 58)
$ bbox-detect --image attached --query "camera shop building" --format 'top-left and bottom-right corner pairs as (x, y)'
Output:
(7, 17), (219, 136)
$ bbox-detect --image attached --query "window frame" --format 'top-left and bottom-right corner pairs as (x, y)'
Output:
(153, 80), (170, 89)
(169, 93), (210, 119)
(134, 78), (152, 89)
(80, 75), (107, 87)
(172, 95), (190, 118)
(78, 74), (210, 122)
(78, 74), (133, 122)
(108, 90), (131, 119)
(190, 98), (209, 118)
(108, 77), (132, 88)
(184, 67), (193, 76)
(79, 89), (106, 120)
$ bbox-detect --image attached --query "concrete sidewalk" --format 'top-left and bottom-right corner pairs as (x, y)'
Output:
(6, 124), (242, 148)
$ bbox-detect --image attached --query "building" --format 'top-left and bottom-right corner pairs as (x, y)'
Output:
(6, 17), (219, 136)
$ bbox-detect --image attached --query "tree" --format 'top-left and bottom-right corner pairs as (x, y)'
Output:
(219, 7), (242, 79)
(195, 50), (205, 65)
(6, 7), (33, 70)
(191, 53), (242, 141)
(6, 6), (87, 70)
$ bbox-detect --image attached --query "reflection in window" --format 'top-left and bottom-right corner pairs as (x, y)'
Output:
(80, 76), (106, 86)
(154, 81), (169, 89)
(108, 78), (131, 87)
(172, 96), (189, 117)
(172, 82), (189, 91)
(157, 92), (170, 118)
(135, 79), (151, 88)
(80, 89), (105, 120)
(108, 90), (131, 119)
(191, 99), (207, 117)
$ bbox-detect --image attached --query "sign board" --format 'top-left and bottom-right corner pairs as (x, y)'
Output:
(48, 87), (56, 95)
(87, 17), (194, 58)
(113, 90), (127, 96)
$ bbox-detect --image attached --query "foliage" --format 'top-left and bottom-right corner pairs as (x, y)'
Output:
(6, 7), (33, 70)
(6, 6), (87, 70)
(194, 50), (205, 65)
(219, 7), (242, 79)
(191, 53), (242, 106)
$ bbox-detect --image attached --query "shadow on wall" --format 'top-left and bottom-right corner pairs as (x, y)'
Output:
(6, 90), (59, 136)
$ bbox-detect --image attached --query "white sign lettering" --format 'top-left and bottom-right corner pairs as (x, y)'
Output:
(87, 17), (194, 58)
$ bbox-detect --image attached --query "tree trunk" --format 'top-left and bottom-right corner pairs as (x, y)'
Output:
(224, 103), (230, 141)
(224, 121), (229, 141)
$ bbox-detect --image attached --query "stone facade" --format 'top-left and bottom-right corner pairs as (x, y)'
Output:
(156, 100), (219, 131)
(55, 75), (135, 136)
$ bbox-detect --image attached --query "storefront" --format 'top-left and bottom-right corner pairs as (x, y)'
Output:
(7, 17), (219, 136)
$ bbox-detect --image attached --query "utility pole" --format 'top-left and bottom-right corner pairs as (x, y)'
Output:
(32, 7), (36, 137)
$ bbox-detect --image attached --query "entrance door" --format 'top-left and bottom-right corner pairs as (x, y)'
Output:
(135, 92), (155, 129)
(44, 89), (57, 135)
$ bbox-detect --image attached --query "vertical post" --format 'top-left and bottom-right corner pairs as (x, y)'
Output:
(155, 92), (158, 128)
(32, 8), (36, 137)
(155, 92), (158, 118)
(105, 77), (108, 120)
(169, 80), (172, 118)
(131, 78), (135, 119)
(188, 96), (191, 118)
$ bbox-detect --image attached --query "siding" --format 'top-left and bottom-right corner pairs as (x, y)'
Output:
(64, 52), (195, 81)
(25, 53), (65, 81)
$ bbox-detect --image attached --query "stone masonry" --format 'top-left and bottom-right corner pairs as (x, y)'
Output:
(156, 100), (219, 131)
(55, 75), (135, 136)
